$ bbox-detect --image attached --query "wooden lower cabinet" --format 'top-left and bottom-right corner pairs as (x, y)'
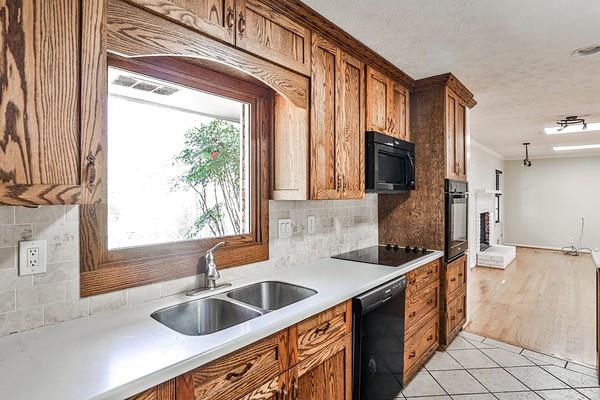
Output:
(296, 334), (352, 400)
(403, 259), (442, 385)
(133, 301), (352, 400)
(441, 254), (467, 345)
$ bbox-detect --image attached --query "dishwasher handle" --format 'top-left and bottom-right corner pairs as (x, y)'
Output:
(354, 276), (406, 315)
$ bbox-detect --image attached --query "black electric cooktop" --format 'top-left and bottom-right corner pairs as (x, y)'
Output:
(332, 244), (433, 267)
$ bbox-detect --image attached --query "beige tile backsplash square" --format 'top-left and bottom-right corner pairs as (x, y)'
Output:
(0, 194), (378, 336)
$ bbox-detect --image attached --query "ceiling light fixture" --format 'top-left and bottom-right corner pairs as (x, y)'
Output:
(522, 143), (532, 167)
(571, 44), (600, 57)
(544, 116), (600, 135)
(553, 144), (600, 151)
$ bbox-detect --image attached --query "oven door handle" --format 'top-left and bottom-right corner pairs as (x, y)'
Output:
(407, 153), (415, 179)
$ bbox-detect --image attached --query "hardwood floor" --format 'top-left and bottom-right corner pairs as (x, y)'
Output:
(466, 247), (596, 366)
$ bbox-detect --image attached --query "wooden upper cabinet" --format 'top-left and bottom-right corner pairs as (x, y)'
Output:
(128, 0), (310, 75)
(446, 88), (467, 180)
(126, 0), (237, 44)
(0, 0), (82, 206)
(365, 67), (389, 132)
(235, 0), (311, 75)
(365, 66), (410, 141)
(310, 34), (364, 200)
(389, 82), (410, 141)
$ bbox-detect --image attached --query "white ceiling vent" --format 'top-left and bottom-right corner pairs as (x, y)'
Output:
(112, 75), (179, 96)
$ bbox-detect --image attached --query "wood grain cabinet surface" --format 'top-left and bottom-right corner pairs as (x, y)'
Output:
(0, 0), (82, 206)
(132, 301), (352, 400)
(441, 254), (467, 344)
(446, 88), (467, 180)
(403, 259), (442, 385)
(126, 0), (310, 75)
(365, 66), (410, 141)
(310, 34), (365, 200)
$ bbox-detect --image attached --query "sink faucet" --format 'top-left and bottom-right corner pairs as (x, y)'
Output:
(186, 241), (232, 296)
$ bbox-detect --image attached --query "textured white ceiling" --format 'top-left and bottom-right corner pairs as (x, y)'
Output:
(301, 0), (600, 158)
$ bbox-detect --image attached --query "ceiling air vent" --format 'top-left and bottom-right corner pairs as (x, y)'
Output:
(111, 74), (180, 96)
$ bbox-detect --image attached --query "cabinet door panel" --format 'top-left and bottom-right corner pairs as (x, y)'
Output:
(310, 35), (340, 199)
(297, 334), (352, 400)
(455, 101), (466, 178)
(175, 333), (285, 400)
(337, 53), (364, 199)
(0, 0), (81, 205)
(446, 92), (457, 178)
(236, 0), (310, 75)
(365, 67), (389, 133)
(389, 83), (409, 141)
(127, 0), (236, 44)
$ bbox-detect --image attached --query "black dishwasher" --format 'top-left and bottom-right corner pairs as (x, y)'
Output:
(353, 276), (406, 400)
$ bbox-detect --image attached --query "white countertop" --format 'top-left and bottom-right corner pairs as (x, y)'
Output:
(0, 251), (443, 400)
(593, 250), (600, 268)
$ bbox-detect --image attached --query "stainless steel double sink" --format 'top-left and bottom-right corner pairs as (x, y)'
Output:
(151, 281), (317, 336)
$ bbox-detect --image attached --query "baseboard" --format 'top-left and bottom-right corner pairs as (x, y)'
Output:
(504, 242), (593, 254)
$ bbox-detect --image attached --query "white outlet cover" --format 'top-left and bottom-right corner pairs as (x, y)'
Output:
(18, 239), (47, 276)
(278, 218), (292, 239)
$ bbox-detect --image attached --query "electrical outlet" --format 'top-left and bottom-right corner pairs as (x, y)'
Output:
(18, 240), (47, 276)
(307, 215), (316, 234)
(278, 218), (292, 239)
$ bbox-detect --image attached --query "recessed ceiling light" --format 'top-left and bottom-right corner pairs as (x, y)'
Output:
(553, 144), (600, 151)
(545, 122), (600, 135)
(571, 44), (600, 57)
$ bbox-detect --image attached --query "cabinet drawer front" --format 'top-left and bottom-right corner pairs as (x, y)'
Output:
(407, 260), (440, 295)
(178, 333), (283, 400)
(296, 302), (351, 363)
(404, 314), (439, 374)
(446, 286), (466, 337)
(405, 282), (439, 332)
(446, 257), (466, 297)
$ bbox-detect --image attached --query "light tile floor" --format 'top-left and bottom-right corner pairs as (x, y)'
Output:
(398, 331), (598, 400)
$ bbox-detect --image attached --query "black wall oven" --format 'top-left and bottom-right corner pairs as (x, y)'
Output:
(353, 276), (406, 399)
(366, 131), (415, 193)
(445, 179), (468, 261)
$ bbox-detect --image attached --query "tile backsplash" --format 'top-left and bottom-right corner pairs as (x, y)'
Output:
(0, 195), (377, 336)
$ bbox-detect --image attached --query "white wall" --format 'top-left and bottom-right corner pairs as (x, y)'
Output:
(504, 156), (600, 250)
(467, 140), (505, 268)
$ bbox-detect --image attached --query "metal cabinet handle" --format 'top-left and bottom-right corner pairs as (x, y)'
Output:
(408, 351), (416, 359)
(291, 376), (298, 400)
(226, 7), (235, 29)
(427, 334), (434, 341)
(86, 152), (96, 190)
(408, 311), (416, 318)
(451, 316), (456, 321)
(225, 362), (252, 382)
(427, 299), (433, 305)
(450, 277), (456, 282)
(238, 12), (246, 34)
(315, 321), (331, 335)
(280, 382), (288, 399)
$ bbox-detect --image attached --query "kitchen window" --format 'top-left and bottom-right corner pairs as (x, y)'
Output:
(79, 56), (271, 296)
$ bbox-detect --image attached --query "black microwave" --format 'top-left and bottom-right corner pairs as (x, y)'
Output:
(365, 131), (415, 193)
